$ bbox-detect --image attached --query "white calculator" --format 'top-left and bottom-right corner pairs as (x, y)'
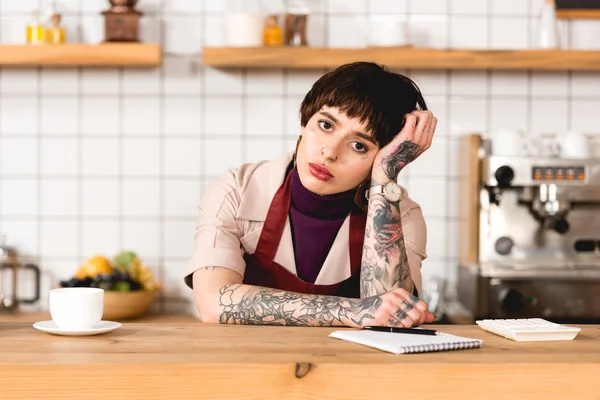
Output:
(476, 318), (581, 342)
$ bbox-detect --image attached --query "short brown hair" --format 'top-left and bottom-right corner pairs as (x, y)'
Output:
(299, 62), (427, 148)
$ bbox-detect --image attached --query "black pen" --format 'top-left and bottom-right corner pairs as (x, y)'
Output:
(363, 326), (438, 336)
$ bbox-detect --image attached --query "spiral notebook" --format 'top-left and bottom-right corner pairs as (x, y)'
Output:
(329, 330), (483, 354)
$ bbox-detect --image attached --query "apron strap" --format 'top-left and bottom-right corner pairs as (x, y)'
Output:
(253, 170), (293, 262)
(349, 208), (366, 275)
(254, 167), (367, 276)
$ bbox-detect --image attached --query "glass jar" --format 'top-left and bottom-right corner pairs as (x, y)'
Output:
(284, 0), (310, 46)
(263, 14), (283, 46)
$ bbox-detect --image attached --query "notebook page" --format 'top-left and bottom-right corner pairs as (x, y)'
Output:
(329, 330), (483, 354)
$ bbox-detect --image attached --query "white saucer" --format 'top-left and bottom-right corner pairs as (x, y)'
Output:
(33, 320), (122, 336)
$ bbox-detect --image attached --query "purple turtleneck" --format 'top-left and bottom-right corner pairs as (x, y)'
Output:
(288, 169), (355, 283)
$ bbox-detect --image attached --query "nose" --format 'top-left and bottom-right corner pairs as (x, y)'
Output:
(321, 144), (338, 162)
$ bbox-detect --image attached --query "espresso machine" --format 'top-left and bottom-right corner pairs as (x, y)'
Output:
(457, 134), (600, 322)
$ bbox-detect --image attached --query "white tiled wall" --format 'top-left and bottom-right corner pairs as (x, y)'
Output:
(1, 0), (599, 314)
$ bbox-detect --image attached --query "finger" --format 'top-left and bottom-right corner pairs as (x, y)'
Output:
(394, 302), (420, 328)
(397, 113), (418, 142)
(417, 307), (430, 326)
(390, 297), (423, 328)
(424, 117), (437, 151)
(402, 291), (430, 326)
(425, 312), (436, 323)
(383, 292), (416, 327)
(421, 115), (436, 151)
(381, 302), (407, 327)
(412, 301), (428, 326)
(411, 111), (433, 148)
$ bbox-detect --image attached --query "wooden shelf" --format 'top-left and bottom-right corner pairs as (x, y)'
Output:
(0, 43), (162, 67)
(203, 47), (600, 71)
(556, 9), (600, 18)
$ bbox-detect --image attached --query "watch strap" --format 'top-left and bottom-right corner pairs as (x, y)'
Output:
(365, 185), (384, 199)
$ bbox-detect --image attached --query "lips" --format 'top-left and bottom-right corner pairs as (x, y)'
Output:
(308, 163), (334, 181)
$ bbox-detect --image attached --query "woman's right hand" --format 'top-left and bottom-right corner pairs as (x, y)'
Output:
(365, 288), (435, 328)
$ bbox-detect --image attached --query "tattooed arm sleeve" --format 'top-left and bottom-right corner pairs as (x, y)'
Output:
(215, 283), (382, 327)
(360, 194), (414, 297)
(192, 266), (382, 327)
(359, 140), (422, 297)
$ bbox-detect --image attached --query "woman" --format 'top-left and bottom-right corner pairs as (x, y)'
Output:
(184, 62), (438, 328)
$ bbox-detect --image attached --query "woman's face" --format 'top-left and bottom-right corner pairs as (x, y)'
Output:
(295, 106), (380, 195)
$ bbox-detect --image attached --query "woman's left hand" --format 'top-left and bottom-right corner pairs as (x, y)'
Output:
(371, 110), (437, 184)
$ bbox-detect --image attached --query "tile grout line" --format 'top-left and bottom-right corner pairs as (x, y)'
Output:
(485, 0), (493, 134)
(444, 0), (453, 280)
(35, 0), (43, 310)
(526, 0), (534, 136)
(157, 2), (166, 313)
(567, 16), (573, 132)
(36, 68), (42, 269)
(77, 68), (83, 262)
(77, 0), (84, 265)
(282, 67), (289, 153)
(526, 69), (533, 134)
(118, 66), (124, 253)
(3, 92), (599, 101)
(241, 68), (248, 162)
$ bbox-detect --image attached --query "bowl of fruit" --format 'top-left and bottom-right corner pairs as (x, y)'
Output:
(60, 251), (161, 321)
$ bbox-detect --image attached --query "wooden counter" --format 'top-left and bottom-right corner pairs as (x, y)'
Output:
(1, 321), (599, 400)
(0, 312), (197, 324)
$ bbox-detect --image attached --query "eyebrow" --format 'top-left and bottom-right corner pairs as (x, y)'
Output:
(319, 111), (378, 146)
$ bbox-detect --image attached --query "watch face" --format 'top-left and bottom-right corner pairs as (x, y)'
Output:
(384, 181), (402, 202)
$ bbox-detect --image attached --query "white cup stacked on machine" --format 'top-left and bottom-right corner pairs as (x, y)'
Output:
(490, 130), (592, 159)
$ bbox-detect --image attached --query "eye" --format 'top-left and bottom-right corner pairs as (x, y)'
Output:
(351, 141), (368, 153)
(318, 120), (333, 132)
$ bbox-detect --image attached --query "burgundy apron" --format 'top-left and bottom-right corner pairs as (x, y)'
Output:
(242, 169), (366, 298)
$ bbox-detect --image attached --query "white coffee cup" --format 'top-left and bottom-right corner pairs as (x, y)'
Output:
(555, 131), (590, 159)
(49, 288), (104, 330)
(490, 129), (531, 156)
(366, 15), (411, 47)
(224, 13), (263, 47)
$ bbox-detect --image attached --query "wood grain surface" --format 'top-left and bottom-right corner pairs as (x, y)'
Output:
(0, 312), (197, 323)
(556, 9), (600, 18)
(202, 47), (600, 71)
(0, 43), (161, 67)
(1, 322), (599, 399)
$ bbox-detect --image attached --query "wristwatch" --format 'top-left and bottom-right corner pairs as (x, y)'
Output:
(366, 180), (403, 202)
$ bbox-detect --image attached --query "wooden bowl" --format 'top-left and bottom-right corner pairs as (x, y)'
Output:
(102, 289), (157, 321)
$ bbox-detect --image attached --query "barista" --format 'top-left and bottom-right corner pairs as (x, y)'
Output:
(185, 62), (437, 328)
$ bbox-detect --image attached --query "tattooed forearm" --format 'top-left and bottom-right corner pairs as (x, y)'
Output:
(372, 200), (403, 262)
(360, 246), (394, 295)
(380, 140), (421, 181)
(360, 193), (413, 297)
(217, 284), (382, 327)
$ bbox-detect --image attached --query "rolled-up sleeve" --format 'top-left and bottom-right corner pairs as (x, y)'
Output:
(184, 171), (246, 289)
(401, 199), (427, 296)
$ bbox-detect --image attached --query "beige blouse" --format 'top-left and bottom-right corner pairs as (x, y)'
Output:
(184, 152), (428, 295)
